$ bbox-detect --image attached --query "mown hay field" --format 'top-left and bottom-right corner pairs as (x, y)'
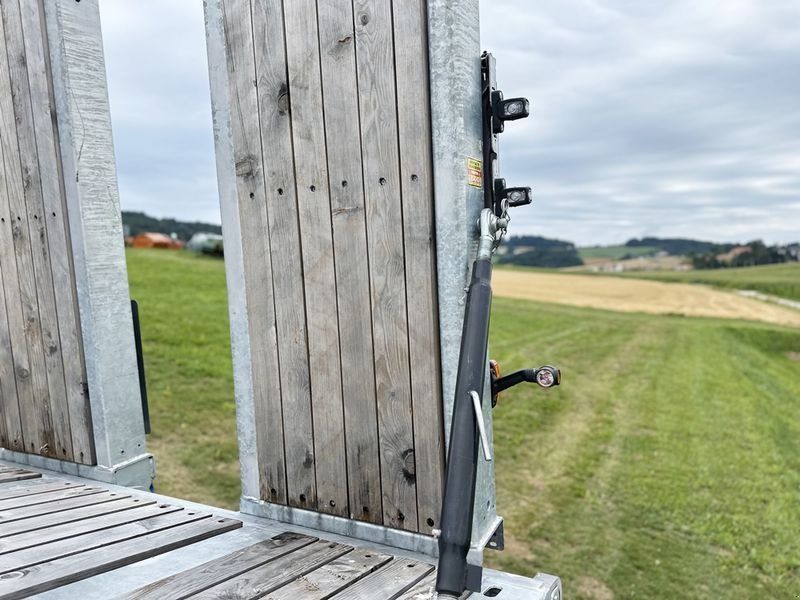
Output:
(127, 249), (800, 599)
(493, 269), (800, 328)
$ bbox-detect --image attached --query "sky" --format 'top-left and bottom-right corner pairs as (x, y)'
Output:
(98, 0), (800, 246)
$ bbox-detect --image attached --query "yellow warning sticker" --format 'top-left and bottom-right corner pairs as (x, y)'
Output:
(467, 157), (483, 188)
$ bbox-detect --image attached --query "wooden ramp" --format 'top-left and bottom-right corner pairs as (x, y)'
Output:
(0, 465), (552, 599)
(0, 464), (241, 599)
(124, 533), (449, 600)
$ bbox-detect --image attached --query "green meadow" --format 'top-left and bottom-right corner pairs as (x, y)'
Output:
(621, 262), (800, 302)
(127, 248), (800, 599)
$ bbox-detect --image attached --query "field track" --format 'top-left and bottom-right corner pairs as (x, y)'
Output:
(493, 269), (800, 327)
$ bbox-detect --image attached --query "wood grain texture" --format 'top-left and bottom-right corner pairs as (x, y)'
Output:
(0, 496), (152, 538)
(221, 0), (288, 504)
(0, 502), (180, 555)
(0, 472), (40, 484)
(353, 0), (418, 530)
(123, 533), (317, 600)
(265, 547), (393, 599)
(192, 540), (352, 600)
(0, 515), (241, 600)
(0, 145), (23, 451)
(327, 558), (434, 599)
(283, 0), (348, 519)
(0, 489), (128, 523)
(0, 509), (210, 574)
(392, 0), (444, 536)
(0, 1), (52, 459)
(0, 480), (80, 501)
(19, 0), (93, 465)
(316, 0), (383, 525)
(1, 0), (73, 462)
(0, 485), (102, 511)
(251, 0), (317, 509)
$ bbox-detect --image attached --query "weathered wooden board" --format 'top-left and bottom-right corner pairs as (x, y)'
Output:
(392, 0), (445, 536)
(283, 0), (349, 519)
(316, 0), (383, 525)
(192, 541), (352, 600)
(0, 503), (180, 555)
(123, 532), (317, 600)
(250, 0), (317, 510)
(0, 0), (93, 464)
(0, 480), (81, 501)
(0, 490), (128, 523)
(221, 0), (288, 505)
(0, 485), (102, 511)
(3, 0), (73, 461)
(213, 0), (443, 532)
(0, 0), (50, 459)
(265, 548), (393, 600)
(18, 0), (94, 464)
(353, 0), (418, 531)
(0, 516), (241, 600)
(0, 496), (150, 538)
(0, 509), (210, 574)
(0, 471), (41, 484)
(327, 558), (434, 599)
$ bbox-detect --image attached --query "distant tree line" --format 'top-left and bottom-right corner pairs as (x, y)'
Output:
(625, 237), (731, 256)
(690, 240), (798, 270)
(122, 211), (222, 241)
(497, 236), (584, 268)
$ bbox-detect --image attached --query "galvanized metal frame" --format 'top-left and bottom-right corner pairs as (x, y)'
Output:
(0, 0), (153, 490)
(427, 0), (501, 560)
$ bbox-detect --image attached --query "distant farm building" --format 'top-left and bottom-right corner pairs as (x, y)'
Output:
(131, 232), (183, 249)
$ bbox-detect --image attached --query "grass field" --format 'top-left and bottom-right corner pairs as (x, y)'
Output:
(620, 262), (800, 302)
(126, 249), (239, 509)
(126, 248), (800, 599)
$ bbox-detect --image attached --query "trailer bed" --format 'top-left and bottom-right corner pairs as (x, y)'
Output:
(0, 463), (556, 599)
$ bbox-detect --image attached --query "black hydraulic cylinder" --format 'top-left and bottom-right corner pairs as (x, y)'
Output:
(436, 257), (493, 597)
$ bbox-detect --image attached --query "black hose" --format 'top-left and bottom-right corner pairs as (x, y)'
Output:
(435, 257), (493, 596)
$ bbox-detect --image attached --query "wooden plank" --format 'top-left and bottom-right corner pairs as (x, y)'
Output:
(0, 0), (50, 459)
(221, 0), (287, 504)
(1, 0), (74, 462)
(316, 0), (383, 526)
(0, 489), (127, 523)
(0, 502), (181, 555)
(0, 480), (81, 501)
(19, 0), (94, 465)
(0, 496), (152, 538)
(0, 508), (210, 574)
(0, 472), (40, 485)
(283, 0), (348, 518)
(0, 514), (241, 600)
(0, 201), (22, 450)
(395, 573), (436, 599)
(327, 558), (434, 599)
(392, 0), (445, 536)
(353, 0), (418, 530)
(266, 547), (393, 599)
(123, 532), (317, 600)
(251, 0), (317, 509)
(0, 485), (101, 511)
(191, 540), (352, 600)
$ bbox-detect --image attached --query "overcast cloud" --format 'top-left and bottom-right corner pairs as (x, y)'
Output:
(99, 0), (800, 245)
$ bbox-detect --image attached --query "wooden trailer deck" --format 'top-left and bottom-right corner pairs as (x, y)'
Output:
(0, 463), (555, 599)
